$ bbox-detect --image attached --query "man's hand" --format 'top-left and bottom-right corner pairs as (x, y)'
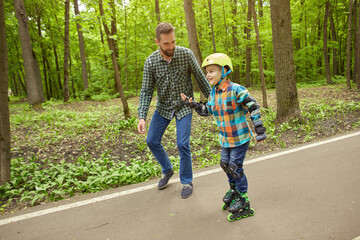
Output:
(138, 119), (146, 134)
(180, 93), (193, 103)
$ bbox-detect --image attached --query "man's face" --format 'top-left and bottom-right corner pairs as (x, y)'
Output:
(205, 65), (223, 86)
(156, 32), (176, 57)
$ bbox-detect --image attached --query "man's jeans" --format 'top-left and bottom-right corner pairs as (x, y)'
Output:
(220, 141), (250, 192)
(146, 110), (193, 184)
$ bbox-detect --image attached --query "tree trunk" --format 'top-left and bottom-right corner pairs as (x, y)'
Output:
(357, 0), (360, 90)
(183, 0), (205, 98)
(317, 19), (323, 74)
(0, 0), (11, 184)
(17, 73), (27, 96)
(323, 1), (334, 85)
(99, 0), (130, 119)
(231, 0), (240, 83)
(208, 0), (216, 53)
(329, 5), (339, 76)
(9, 30), (27, 96)
(63, 0), (70, 102)
(109, 0), (121, 92)
(250, 0), (268, 108)
(259, 0), (263, 17)
(134, 3), (139, 92)
(270, 0), (302, 122)
(53, 43), (63, 92)
(294, 0), (304, 51)
(124, 3), (128, 92)
(14, 0), (45, 107)
(51, 0), (64, 41)
(222, 0), (228, 55)
(346, 0), (354, 89)
(98, 16), (109, 67)
(74, 0), (89, 90)
(36, 16), (50, 100)
(245, 0), (252, 87)
(155, 0), (161, 23)
(353, 0), (359, 84)
(45, 57), (54, 97)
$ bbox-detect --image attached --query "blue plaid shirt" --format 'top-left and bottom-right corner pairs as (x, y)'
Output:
(207, 80), (262, 147)
(138, 46), (211, 121)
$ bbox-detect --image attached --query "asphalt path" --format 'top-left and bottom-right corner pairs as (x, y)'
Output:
(1, 131), (360, 240)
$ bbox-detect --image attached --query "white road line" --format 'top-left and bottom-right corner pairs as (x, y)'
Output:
(0, 131), (359, 226)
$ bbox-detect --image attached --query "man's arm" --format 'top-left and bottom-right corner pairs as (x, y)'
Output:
(137, 58), (155, 133)
(188, 50), (211, 98)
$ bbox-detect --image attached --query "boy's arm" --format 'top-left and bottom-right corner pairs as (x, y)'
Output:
(239, 94), (267, 142)
(181, 94), (209, 117)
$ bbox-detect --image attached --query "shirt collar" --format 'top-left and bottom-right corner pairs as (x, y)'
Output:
(216, 79), (230, 92)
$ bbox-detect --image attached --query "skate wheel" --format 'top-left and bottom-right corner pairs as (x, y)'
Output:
(249, 208), (255, 216)
(227, 213), (236, 222)
(242, 208), (255, 218)
(222, 203), (228, 210)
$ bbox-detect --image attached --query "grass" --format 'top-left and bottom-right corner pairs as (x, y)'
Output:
(1, 83), (359, 214)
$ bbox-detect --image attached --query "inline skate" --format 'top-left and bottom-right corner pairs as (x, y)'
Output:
(222, 183), (236, 210)
(227, 190), (255, 222)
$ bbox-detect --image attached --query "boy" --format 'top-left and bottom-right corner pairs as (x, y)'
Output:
(181, 53), (266, 222)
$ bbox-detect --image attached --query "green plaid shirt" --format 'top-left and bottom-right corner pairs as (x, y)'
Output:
(138, 46), (211, 121)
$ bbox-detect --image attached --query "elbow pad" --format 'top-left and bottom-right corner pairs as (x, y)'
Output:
(243, 96), (260, 113)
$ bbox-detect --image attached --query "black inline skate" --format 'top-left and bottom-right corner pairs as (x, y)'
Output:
(222, 183), (236, 210)
(227, 190), (255, 222)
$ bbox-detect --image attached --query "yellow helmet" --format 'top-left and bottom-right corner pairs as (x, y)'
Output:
(202, 53), (233, 71)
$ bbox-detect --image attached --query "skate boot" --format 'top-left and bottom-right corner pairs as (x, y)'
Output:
(222, 183), (236, 210)
(227, 190), (255, 222)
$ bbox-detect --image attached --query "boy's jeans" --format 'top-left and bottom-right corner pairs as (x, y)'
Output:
(220, 141), (250, 193)
(146, 110), (193, 184)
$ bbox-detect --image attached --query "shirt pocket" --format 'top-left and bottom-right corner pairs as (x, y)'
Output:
(173, 66), (188, 83)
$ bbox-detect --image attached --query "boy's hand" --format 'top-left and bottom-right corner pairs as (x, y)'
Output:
(254, 121), (267, 142)
(255, 133), (267, 142)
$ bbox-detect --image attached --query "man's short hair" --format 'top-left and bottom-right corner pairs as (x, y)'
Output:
(156, 22), (174, 41)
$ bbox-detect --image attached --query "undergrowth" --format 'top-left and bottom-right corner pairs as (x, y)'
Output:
(1, 84), (359, 214)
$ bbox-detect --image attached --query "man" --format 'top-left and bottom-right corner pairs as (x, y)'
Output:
(137, 22), (211, 198)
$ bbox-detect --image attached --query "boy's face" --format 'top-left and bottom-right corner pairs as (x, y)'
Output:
(155, 32), (176, 57)
(205, 65), (223, 86)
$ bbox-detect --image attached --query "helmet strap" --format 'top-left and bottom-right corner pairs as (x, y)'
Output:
(215, 66), (232, 87)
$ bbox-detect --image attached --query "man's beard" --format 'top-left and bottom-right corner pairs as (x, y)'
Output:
(160, 46), (175, 57)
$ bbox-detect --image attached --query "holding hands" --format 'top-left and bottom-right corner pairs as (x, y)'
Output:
(180, 93), (192, 103)
(180, 93), (198, 108)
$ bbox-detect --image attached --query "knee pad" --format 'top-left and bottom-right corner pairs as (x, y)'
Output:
(220, 161), (230, 175)
(227, 163), (244, 179)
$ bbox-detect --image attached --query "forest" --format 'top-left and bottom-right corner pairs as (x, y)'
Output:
(2, 0), (360, 103)
(0, 0), (360, 213)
